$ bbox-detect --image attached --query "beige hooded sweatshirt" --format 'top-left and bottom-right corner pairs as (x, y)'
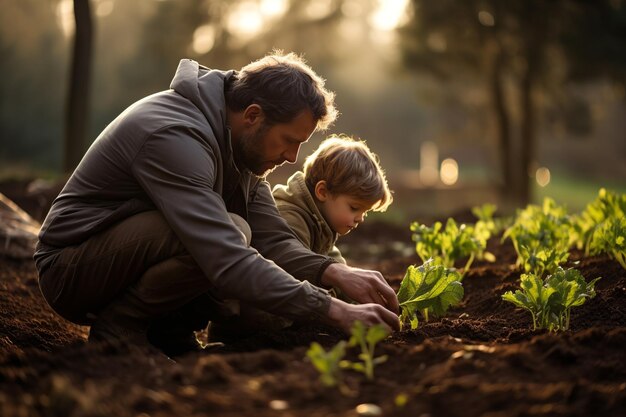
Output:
(272, 171), (346, 264)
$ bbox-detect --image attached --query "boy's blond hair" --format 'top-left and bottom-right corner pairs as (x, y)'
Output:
(303, 135), (393, 212)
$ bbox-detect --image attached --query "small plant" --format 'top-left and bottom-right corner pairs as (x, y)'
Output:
(589, 216), (626, 269)
(306, 341), (348, 387)
(518, 243), (570, 278)
(573, 189), (626, 269)
(573, 188), (626, 254)
(344, 321), (389, 381)
(503, 198), (572, 273)
(306, 322), (389, 386)
(397, 259), (464, 329)
(502, 267), (600, 331)
(411, 217), (492, 277)
(472, 203), (507, 235)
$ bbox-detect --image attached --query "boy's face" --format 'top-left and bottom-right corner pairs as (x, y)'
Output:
(316, 186), (376, 235)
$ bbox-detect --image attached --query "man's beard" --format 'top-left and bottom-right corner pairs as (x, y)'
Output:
(234, 125), (279, 178)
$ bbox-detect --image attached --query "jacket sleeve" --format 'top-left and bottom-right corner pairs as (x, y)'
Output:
(248, 180), (337, 288)
(327, 245), (347, 265)
(277, 207), (313, 249)
(131, 126), (331, 318)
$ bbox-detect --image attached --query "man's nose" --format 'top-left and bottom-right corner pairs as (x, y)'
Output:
(283, 144), (300, 164)
(355, 212), (365, 223)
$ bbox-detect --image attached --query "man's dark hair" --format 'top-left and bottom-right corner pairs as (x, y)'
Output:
(225, 51), (338, 131)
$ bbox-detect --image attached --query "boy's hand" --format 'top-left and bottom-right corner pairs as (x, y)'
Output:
(321, 263), (400, 315)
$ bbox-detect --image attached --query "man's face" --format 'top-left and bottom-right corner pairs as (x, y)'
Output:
(236, 110), (317, 177)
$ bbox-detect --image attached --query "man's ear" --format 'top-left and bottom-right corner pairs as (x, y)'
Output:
(314, 180), (329, 202)
(242, 104), (264, 128)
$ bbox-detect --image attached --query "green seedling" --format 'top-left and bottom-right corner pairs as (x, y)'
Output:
(411, 217), (493, 278)
(545, 268), (601, 330)
(306, 322), (389, 386)
(472, 203), (505, 236)
(572, 189), (626, 269)
(573, 188), (626, 255)
(502, 273), (552, 330)
(502, 267), (600, 331)
(397, 259), (464, 329)
(518, 243), (569, 278)
(589, 216), (626, 269)
(503, 198), (572, 274)
(306, 341), (348, 387)
(344, 321), (389, 381)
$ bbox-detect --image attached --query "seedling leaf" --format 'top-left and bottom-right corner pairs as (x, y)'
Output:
(397, 260), (464, 329)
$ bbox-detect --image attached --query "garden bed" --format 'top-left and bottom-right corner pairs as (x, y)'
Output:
(1, 218), (624, 417)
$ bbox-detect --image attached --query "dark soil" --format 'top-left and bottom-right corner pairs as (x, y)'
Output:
(1, 190), (624, 417)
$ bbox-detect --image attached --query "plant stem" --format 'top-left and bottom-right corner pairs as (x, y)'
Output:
(613, 250), (626, 269)
(462, 253), (475, 279)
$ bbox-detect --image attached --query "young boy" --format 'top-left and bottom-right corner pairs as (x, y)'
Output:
(210, 136), (392, 340)
(272, 135), (393, 264)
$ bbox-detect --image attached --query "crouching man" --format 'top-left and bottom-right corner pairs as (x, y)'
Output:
(34, 52), (400, 356)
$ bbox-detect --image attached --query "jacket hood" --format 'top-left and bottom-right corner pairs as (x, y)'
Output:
(273, 171), (339, 253)
(275, 172), (317, 214)
(170, 59), (234, 135)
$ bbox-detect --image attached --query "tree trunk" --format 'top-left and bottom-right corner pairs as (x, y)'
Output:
(519, 58), (536, 206)
(518, 2), (546, 207)
(489, 44), (514, 208)
(63, 0), (93, 173)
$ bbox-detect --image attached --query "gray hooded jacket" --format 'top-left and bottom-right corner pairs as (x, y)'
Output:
(35, 59), (333, 319)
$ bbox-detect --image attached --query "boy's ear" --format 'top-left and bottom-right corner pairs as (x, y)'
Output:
(314, 181), (329, 202)
(242, 104), (265, 128)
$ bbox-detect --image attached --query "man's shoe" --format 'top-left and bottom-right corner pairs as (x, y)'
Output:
(88, 315), (153, 348)
(87, 300), (157, 354)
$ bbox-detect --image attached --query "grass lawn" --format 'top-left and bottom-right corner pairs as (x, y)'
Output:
(533, 171), (626, 212)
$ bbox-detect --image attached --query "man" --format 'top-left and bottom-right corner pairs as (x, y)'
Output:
(35, 52), (399, 355)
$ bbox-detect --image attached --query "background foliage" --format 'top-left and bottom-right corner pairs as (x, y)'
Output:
(1, 0), (625, 219)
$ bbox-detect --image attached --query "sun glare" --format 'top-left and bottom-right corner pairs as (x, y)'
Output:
(227, 1), (264, 40)
(440, 158), (459, 186)
(536, 167), (551, 187)
(478, 10), (495, 27)
(306, 0), (334, 20)
(192, 24), (216, 55)
(224, 0), (289, 44)
(369, 0), (410, 32)
(56, 0), (75, 38)
(95, 0), (115, 18)
(260, 0), (288, 18)
(420, 141), (439, 186)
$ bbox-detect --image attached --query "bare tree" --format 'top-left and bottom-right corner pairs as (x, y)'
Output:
(64, 0), (93, 173)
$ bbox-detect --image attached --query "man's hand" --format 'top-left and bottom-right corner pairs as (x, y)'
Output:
(324, 298), (401, 334)
(321, 263), (400, 314)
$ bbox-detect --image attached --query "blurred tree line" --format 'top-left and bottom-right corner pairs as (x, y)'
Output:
(399, 0), (626, 206)
(1, 0), (625, 207)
